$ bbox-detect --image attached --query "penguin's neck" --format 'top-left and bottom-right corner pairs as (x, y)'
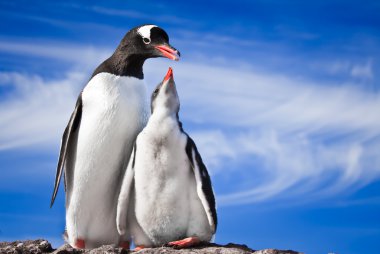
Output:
(151, 108), (177, 120)
(92, 51), (146, 79)
(148, 109), (180, 131)
(113, 53), (146, 79)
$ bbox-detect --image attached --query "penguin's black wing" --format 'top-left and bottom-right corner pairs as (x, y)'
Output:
(50, 94), (83, 208)
(117, 143), (137, 236)
(185, 135), (217, 233)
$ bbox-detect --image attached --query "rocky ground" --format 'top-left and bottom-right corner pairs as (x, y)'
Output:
(0, 239), (302, 254)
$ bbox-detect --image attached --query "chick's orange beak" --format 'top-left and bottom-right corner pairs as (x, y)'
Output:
(164, 67), (173, 82)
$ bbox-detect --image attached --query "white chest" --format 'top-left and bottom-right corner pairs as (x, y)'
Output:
(74, 73), (149, 181)
(135, 118), (188, 191)
(132, 117), (192, 240)
(82, 73), (148, 125)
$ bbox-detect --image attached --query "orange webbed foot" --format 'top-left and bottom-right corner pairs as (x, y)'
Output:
(168, 236), (200, 248)
(134, 245), (145, 251)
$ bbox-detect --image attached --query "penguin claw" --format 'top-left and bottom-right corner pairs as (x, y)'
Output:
(74, 238), (85, 249)
(168, 237), (200, 248)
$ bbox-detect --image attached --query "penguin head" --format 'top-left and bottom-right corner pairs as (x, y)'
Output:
(118, 24), (180, 61)
(151, 67), (180, 115)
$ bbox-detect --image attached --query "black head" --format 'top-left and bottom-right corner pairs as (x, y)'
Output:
(118, 24), (180, 61)
(151, 67), (180, 115)
(92, 24), (180, 79)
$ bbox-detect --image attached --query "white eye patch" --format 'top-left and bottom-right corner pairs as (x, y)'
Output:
(137, 25), (157, 44)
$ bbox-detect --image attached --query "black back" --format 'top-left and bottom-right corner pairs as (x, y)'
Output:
(184, 131), (218, 230)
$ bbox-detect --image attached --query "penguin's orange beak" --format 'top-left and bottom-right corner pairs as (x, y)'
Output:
(164, 67), (173, 82)
(162, 67), (175, 90)
(155, 44), (180, 61)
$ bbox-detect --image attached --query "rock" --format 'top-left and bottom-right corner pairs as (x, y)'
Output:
(123, 243), (253, 254)
(252, 250), (300, 254)
(0, 239), (53, 254)
(51, 244), (128, 254)
(0, 240), (303, 254)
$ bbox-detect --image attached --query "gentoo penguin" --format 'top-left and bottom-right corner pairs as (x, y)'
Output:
(50, 25), (180, 249)
(117, 67), (217, 249)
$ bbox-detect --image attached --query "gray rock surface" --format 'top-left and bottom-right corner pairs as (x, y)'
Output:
(0, 239), (53, 254)
(0, 240), (302, 254)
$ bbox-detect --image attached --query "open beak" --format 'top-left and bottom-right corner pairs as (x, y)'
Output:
(155, 44), (180, 61)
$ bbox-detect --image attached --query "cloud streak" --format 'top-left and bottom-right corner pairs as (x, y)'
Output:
(0, 71), (86, 150)
(90, 6), (192, 25)
(0, 39), (111, 65)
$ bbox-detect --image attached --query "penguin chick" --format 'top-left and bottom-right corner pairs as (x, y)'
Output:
(117, 67), (217, 249)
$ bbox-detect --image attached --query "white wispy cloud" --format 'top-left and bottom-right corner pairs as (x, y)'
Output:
(313, 58), (374, 80)
(0, 39), (379, 206)
(0, 71), (86, 150)
(90, 6), (191, 25)
(200, 129), (380, 206)
(0, 39), (111, 65)
(190, 130), (236, 173)
(145, 60), (380, 134)
(351, 59), (373, 80)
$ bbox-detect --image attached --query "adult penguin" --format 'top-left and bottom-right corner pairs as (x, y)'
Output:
(50, 25), (180, 249)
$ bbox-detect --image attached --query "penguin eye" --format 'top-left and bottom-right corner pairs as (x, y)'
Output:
(142, 37), (151, 44)
(153, 88), (159, 95)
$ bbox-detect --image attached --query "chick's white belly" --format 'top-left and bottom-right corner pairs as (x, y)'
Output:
(133, 142), (191, 245)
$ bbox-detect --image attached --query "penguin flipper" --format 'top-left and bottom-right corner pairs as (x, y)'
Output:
(185, 136), (218, 233)
(117, 144), (136, 236)
(50, 94), (83, 208)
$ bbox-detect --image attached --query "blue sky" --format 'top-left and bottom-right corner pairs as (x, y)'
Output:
(0, 0), (379, 253)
